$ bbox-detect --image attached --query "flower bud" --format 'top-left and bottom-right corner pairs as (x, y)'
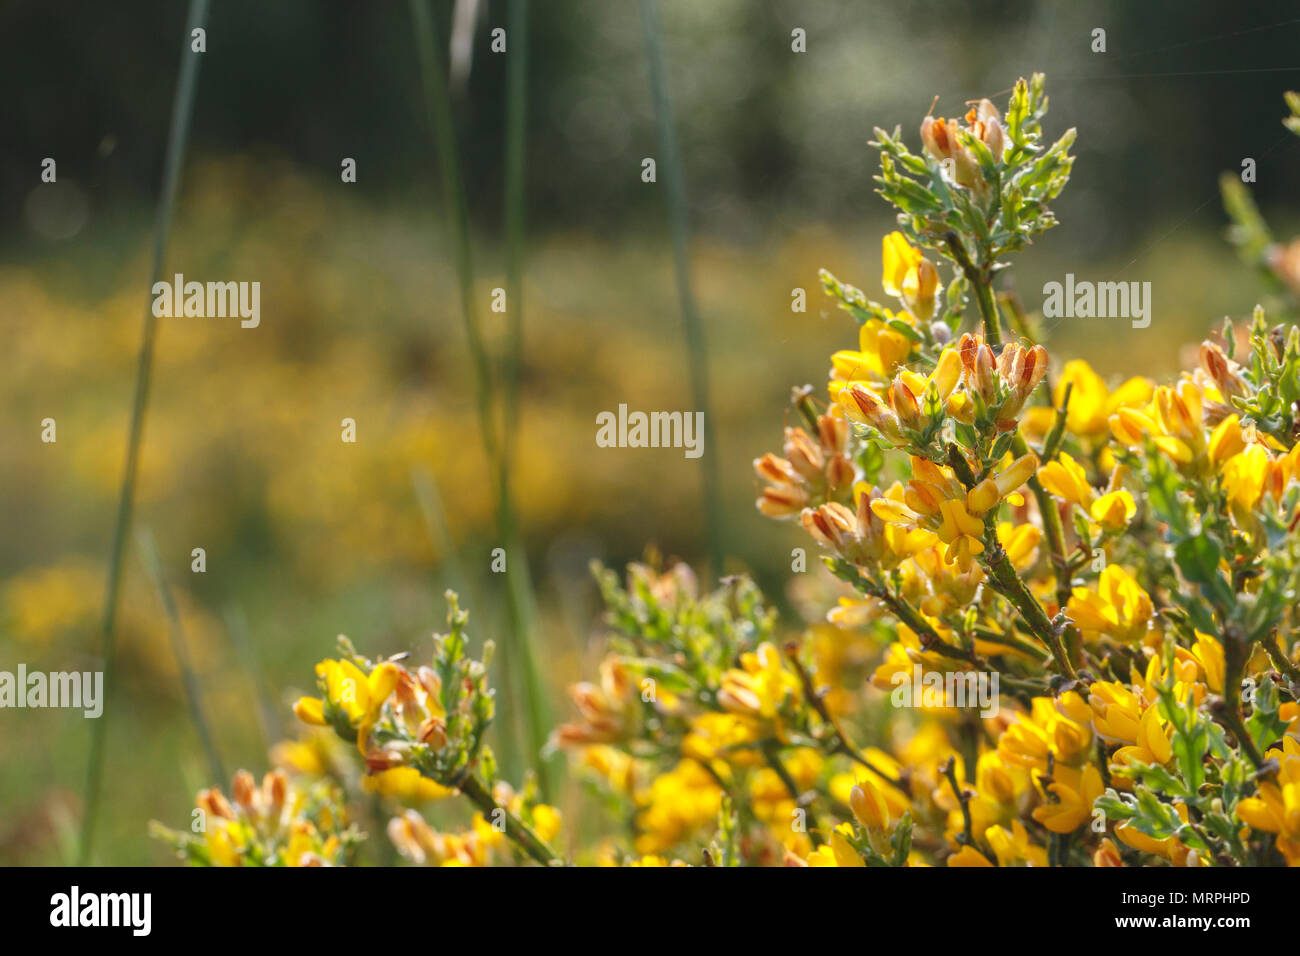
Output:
(758, 482), (809, 518)
(784, 428), (825, 480)
(849, 780), (892, 830)
(920, 116), (954, 161)
(197, 787), (235, 821)
(889, 379), (923, 430)
(993, 453), (1039, 499)
(838, 383), (904, 441)
(1198, 342), (1246, 400)
(231, 770), (256, 811)
(755, 452), (799, 486)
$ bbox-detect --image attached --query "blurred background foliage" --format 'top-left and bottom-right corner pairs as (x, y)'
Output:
(2, 0), (1300, 862)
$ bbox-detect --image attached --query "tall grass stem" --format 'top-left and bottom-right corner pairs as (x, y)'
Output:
(79, 0), (209, 865)
(639, 0), (725, 581)
(408, 0), (551, 795)
(137, 528), (226, 785)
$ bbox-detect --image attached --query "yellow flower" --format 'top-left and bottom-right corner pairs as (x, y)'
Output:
(1221, 443), (1271, 527)
(295, 658), (402, 751)
(634, 761), (723, 855)
(997, 697), (1093, 774)
(716, 642), (800, 731)
(829, 317), (914, 389)
(849, 777), (894, 831)
(1093, 838), (1125, 867)
(1038, 452), (1135, 531)
(207, 819), (248, 867)
(1023, 360), (1151, 442)
(1115, 801), (1203, 866)
(1191, 632), (1225, 694)
(833, 349), (964, 444)
(935, 749), (1027, 841)
(524, 803), (564, 845)
(1033, 763), (1104, 834)
(1111, 702), (1173, 771)
(1208, 414), (1247, 467)
(997, 521), (1040, 571)
(1110, 381), (1216, 473)
(830, 751), (914, 824)
(986, 819), (1048, 867)
(1090, 489), (1137, 530)
(682, 711), (760, 764)
(947, 844), (995, 866)
(1066, 565), (1153, 645)
(806, 825), (866, 867)
(1088, 680), (1146, 745)
(871, 454), (1038, 572)
(624, 855), (687, 867)
(881, 231), (940, 320)
(1235, 737), (1300, 865)
(361, 766), (454, 802)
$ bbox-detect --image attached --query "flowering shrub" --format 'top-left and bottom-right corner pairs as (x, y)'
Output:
(155, 75), (1300, 867)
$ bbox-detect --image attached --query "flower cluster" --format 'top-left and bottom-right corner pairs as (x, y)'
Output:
(150, 769), (359, 866)
(733, 77), (1300, 867)
(156, 76), (1300, 868)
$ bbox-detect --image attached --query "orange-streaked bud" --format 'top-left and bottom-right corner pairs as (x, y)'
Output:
(817, 412), (848, 456)
(801, 503), (856, 555)
(755, 452), (799, 485)
(418, 715), (448, 749)
(839, 383), (904, 440)
(1199, 342), (1246, 400)
(890, 379), (923, 430)
(231, 770), (256, 811)
(197, 787), (235, 821)
(264, 770), (288, 818)
(757, 482), (809, 518)
(784, 428), (825, 480)
(921, 116), (954, 160)
(1094, 838), (1125, 867)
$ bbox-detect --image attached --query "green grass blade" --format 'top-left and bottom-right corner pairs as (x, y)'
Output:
(223, 604), (280, 751)
(79, 0), (210, 865)
(137, 528), (226, 785)
(639, 0), (725, 581)
(408, 0), (552, 795)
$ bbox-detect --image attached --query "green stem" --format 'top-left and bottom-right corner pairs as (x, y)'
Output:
(1011, 427), (1083, 672)
(945, 231), (1001, 345)
(782, 643), (911, 795)
(640, 0), (725, 581)
(982, 535), (1076, 680)
(457, 773), (560, 866)
(137, 528), (225, 785)
(1220, 629), (1264, 769)
(79, 0), (209, 866)
(409, 0), (551, 796)
(760, 739), (824, 847)
(1265, 629), (1300, 685)
(501, 0), (528, 479)
(941, 757), (975, 848)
